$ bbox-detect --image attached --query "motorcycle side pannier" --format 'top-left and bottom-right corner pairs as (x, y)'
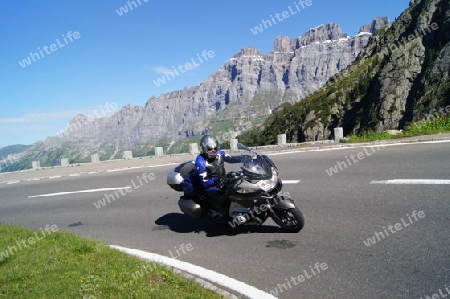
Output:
(167, 161), (195, 192)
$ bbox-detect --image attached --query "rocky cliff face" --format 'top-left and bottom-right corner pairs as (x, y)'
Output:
(359, 17), (392, 34)
(239, 0), (450, 144)
(4, 18), (391, 171)
(74, 20), (387, 146)
(338, 0), (450, 134)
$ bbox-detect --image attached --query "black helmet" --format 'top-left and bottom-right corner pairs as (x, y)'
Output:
(200, 135), (219, 159)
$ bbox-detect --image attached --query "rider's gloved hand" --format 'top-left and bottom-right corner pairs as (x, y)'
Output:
(218, 177), (228, 189)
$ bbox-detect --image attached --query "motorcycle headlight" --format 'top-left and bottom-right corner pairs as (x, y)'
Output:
(256, 167), (278, 191)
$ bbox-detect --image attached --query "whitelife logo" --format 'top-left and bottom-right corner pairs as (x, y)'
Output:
(326, 146), (381, 177)
(153, 50), (216, 87)
(93, 172), (155, 209)
(153, 50), (215, 87)
(18, 31), (81, 68)
(267, 262), (328, 297)
(0, 225), (59, 262)
(250, 0), (313, 35)
(115, 0), (149, 16)
(363, 210), (426, 247)
(56, 102), (119, 138)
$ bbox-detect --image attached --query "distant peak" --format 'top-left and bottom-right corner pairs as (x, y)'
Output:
(72, 113), (88, 121)
(274, 36), (294, 52)
(233, 46), (263, 58)
(296, 22), (347, 46)
(309, 24), (326, 31)
(359, 17), (391, 34)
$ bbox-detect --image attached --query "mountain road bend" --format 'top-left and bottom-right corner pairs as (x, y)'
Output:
(0, 140), (449, 298)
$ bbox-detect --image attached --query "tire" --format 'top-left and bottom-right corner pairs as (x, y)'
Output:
(271, 207), (304, 233)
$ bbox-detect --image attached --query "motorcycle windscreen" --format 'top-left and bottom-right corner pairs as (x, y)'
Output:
(240, 155), (273, 180)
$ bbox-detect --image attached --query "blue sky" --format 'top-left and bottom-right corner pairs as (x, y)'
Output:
(0, 0), (411, 147)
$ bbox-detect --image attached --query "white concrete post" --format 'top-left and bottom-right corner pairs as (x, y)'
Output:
(155, 147), (164, 157)
(91, 154), (100, 164)
(61, 158), (69, 167)
(230, 138), (238, 152)
(189, 143), (199, 155)
(334, 127), (344, 142)
(32, 161), (40, 170)
(123, 151), (133, 160)
(278, 134), (287, 146)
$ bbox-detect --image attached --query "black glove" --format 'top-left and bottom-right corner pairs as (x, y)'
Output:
(218, 177), (227, 189)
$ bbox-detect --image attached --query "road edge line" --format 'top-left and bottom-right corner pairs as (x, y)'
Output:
(110, 245), (277, 299)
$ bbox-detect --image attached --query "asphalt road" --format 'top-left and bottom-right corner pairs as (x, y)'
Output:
(1, 140), (449, 298)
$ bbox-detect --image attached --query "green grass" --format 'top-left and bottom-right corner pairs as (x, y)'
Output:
(402, 115), (450, 136)
(342, 131), (397, 143)
(344, 115), (450, 143)
(0, 224), (224, 299)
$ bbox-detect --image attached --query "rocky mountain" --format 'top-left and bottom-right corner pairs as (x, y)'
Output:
(4, 17), (392, 172)
(0, 144), (31, 172)
(0, 144), (30, 159)
(239, 0), (450, 145)
(359, 17), (392, 34)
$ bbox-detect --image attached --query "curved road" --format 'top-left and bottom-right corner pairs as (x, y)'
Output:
(1, 140), (449, 298)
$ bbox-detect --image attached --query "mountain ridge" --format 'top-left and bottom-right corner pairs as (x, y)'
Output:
(2, 17), (391, 172)
(238, 0), (450, 145)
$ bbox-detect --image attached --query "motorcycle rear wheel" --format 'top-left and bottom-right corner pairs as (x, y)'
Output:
(271, 208), (304, 233)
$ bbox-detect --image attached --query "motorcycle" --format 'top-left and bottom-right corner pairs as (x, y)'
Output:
(166, 143), (304, 233)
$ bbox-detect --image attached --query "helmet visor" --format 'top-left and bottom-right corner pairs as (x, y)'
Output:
(206, 146), (218, 153)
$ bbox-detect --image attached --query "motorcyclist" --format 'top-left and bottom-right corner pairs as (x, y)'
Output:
(179, 134), (244, 221)
(194, 135), (230, 216)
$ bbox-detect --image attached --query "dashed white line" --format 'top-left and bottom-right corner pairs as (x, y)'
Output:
(283, 180), (301, 184)
(107, 166), (143, 172)
(418, 140), (450, 145)
(266, 139), (450, 156)
(371, 179), (450, 185)
(27, 187), (131, 198)
(146, 162), (179, 168)
(110, 245), (276, 299)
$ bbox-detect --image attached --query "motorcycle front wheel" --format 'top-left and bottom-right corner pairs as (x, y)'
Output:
(271, 208), (304, 233)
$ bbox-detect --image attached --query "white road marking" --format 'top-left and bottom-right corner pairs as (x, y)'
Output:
(371, 179), (450, 185)
(419, 140), (450, 145)
(107, 166), (143, 172)
(146, 162), (179, 168)
(283, 180), (301, 184)
(266, 139), (450, 156)
(27, 187), (131, 198)
(110, 245), (276, 299)
(105, 163), (179, 173)
(7, 180), (20, 184)
(49, 175), (62, 179)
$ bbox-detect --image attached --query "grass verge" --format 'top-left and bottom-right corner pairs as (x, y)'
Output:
(343, 115), (450, 143)
(0, 223), (224, 299)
